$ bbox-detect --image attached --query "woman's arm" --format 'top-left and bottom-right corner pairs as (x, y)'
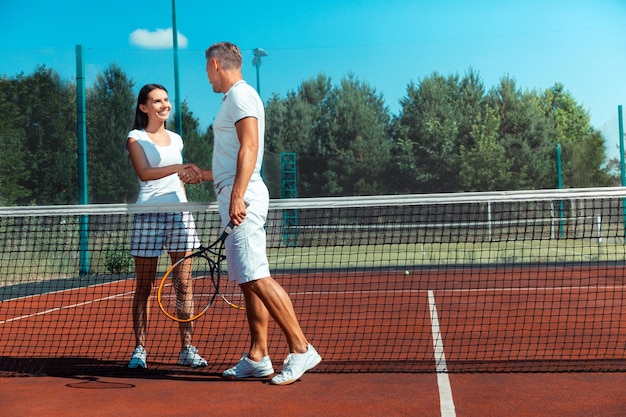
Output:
(127, 138), (184, 181)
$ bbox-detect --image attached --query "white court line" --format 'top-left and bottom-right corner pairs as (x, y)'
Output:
(4, 282), (619, 325)
(428, 290), (456, 417)
(280, 284), (626, 299)
(0, 291), (134, 325)
(1, 278), (130, 302)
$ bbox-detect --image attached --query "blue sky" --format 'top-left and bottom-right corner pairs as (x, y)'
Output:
(2, 0), (625, 157)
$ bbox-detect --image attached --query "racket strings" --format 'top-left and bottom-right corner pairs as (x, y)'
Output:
(158, 254), (220, 322)
(158, 238), (245, 322)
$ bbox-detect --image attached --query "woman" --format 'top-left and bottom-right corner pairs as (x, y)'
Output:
(126, 83), (206, 369)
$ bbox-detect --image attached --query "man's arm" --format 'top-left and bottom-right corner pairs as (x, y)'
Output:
(230, 116), (259, 225)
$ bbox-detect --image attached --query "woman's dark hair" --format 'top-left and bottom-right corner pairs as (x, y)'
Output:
(132, 83), (168, 130)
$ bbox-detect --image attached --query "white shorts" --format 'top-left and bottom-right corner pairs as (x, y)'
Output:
(217, 181), (271, 284)
(130, 212), (200, 257)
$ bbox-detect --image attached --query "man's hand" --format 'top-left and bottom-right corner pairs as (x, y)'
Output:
(229, 196), (247, 226)
(179, 164), (203, 184)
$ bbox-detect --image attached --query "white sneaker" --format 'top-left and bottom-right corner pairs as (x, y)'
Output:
(178, 345), (208, 367)
(270, 344), (321, 385)
(222, 355), (275, 378)
(128, 345), (147, 369)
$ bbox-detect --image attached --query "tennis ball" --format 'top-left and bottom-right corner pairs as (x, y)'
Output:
(404, 270), (410, 275)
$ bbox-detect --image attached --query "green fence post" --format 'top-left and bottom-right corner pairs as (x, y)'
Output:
(76, 45), (90, 276)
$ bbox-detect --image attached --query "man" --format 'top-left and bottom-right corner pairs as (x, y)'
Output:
(195, 42), (321, 385)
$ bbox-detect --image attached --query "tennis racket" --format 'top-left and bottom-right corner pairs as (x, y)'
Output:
(157, 221), (245, 323)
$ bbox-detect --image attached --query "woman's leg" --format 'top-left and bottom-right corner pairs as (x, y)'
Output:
(132, 256), (158, 347)
(169, 252), (194, 347)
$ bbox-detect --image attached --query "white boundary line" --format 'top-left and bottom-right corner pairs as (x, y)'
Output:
(0, 278), (131, 303)
(0, 291), (134, 325)
(3, 283), (619, 323)
(428, 290), (456, 417)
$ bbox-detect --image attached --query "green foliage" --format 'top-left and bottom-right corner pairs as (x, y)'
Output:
(266, 73), (393, 196)
(86, 64), (137, 203)
(459, 106), (513, 191)
(104, 242), (134, 274)
(539, 83), (612, 187)
(0, 129), (32, 204)
(0, 67), (78, 204)
(323, 74), (392, 195)
(178, 101), (215, 202)
(0, 64), (616, 204)
(483, 77), (563, 189)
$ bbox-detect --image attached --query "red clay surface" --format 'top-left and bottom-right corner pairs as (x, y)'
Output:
(2, 265), (626, 415)
(2, 267), (625, 374)
(2, 372), (626, 416)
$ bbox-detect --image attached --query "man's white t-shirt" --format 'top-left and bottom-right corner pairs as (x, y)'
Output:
(212, 80), (265, 192)
(126, 129), (188, 204)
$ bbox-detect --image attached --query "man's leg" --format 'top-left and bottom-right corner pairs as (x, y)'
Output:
(243, 276), (309, 354)
(241, 283), (271, 361)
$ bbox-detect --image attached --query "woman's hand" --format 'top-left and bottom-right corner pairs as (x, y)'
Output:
(179, 164), (203, 184)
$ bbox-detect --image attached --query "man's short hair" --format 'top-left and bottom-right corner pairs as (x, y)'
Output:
(205, 42), (243, 70)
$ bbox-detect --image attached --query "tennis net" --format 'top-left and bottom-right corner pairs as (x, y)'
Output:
(1, 187), (626, 376)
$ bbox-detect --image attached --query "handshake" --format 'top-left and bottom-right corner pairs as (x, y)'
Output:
(178, 164), (204, 184)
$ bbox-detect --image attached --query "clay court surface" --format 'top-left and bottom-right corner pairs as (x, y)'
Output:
(3, 372), (626, 416)
(3, 264), (626, 416)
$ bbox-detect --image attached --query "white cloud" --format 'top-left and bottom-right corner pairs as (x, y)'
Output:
(129, 28), (188, 49)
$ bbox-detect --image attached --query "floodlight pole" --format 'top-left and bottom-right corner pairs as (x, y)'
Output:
(252, 48), (267, 95)
(252, 48), (267, 180)
(172, 0), (182, 134)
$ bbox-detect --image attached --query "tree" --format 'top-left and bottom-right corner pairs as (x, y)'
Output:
(178, 101), (215, 202)
(487, 76), (558, 190)
(566, 129), (612, 187)
(266, 91), (318, 154)
(459, 105), (513, 191)
(539, 83), (611, 187)
(265, 74), (332, 196)
(11, 67), (77, 204)
(86, 64), (137, 203)
(0, 77), (31, 204)
(394, 72), (466, 192)
(321, 74), (392, 195)
(0, 63), (616, 204)
(0, 129), (31, 204)
(266, 73), (392, 196)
